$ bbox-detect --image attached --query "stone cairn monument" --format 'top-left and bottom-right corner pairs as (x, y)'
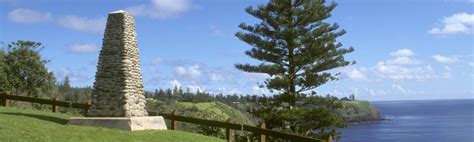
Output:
(88, 9), (147, 117)
(68, 10), (167, 131)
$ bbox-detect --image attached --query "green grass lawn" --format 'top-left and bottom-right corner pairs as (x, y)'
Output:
(0, 106), (224, 142)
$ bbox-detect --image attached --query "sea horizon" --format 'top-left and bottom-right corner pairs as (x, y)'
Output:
(367, 98), (474, 102)
(339, 99), (474, 142)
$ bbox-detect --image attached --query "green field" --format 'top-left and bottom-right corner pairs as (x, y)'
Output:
(0, 106), (224, 142)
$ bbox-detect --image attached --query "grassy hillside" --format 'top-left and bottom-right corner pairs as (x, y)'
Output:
(336, 100), (380, 123)
(146, 101), (254, 140)
(176, 102), (253, 125)
(0, 106), (224, 142)
(148, 101), (253, 125)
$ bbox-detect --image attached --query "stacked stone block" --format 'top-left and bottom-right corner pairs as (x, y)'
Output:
(88, 11), (148, 117)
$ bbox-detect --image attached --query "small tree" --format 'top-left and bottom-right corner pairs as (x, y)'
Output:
(350, 94), (355, 101)
(3, 40), (56, 98)
(58, 76), (74, 103)
(0, 50), (9, 93)
(58, 76), (71, 93)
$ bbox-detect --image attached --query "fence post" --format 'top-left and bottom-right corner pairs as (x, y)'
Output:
(85, 100), (91, 115)
(52, 96), (59, 113)
(259, 122), (266, 142)
(2, 91), (11, 107)
(171, 110), (178, 130)
(226, 118), (233, 142)
(0, 92), (4, 106)
(327, 135), (332, 142)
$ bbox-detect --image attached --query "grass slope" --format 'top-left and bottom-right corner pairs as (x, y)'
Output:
(0, 106), (224, 142)
(148, 101), (253, 125)
(176, 102), (253, 125)
(337, 100), (380, 122)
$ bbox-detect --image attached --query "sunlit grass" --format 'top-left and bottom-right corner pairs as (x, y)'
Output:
(0, 106), (224, 142)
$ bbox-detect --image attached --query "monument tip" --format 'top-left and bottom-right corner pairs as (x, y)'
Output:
(110, 10), (127, 14)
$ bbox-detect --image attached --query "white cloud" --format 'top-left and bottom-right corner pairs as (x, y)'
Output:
(213, 87), (243, 95)
(444, 66), (452, 71)
(442, 66), (453, 79)
(56, 67), (72, 79)
(390, 49), (415, 57)
(166, 79), (204, 93)
(351, 88), (360, 96)
(151, 58), (164, 65)
(169, 79), (182, 88)
(8, 8), (52, 23)
(153, 58), (240, 87)
(429, 12), (474, 35)
(210, 25), (224, 36)
(432, 55), (460, 64)
(175, 67), (186, 75)
(341, 51), (444, 81)
(148, 66), (160, 74)
(442, 72), (453, 79)
(392, 84), (407, 94)
(245, 73), (270, 82)
(373, 62), (435, 80)
(386, 49), (422, 65)
(363, 88), (388, 96)
(58, 16), (106, 33)
(55, 67), (91, 83)
(386, 57), (423, 65)
(328, 90), (345, 96)
(186, 85), (203, 93)
(251, 85), (270, 95)
(126, 0), (192, 19)
(343, 68), (367, 80)
(175, 64), (202, 78)
(68, 43), (97, 54)
(209, 73), (224, 81)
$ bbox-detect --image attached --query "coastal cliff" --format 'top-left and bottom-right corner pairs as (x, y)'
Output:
(337, 100), (381, 123)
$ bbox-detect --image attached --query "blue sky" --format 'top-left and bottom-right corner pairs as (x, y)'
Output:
(1, 0), (473, 101)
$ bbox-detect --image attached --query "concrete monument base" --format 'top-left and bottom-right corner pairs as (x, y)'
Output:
(68, 116), (167, 131)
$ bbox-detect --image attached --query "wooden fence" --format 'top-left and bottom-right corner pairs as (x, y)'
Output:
(154, 111), (331, 142)
(0, 92), (332, 142)
(0, 92), (90, 113)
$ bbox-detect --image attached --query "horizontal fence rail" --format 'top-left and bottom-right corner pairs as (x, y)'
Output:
(0, 92), (90, 113)
(1, 92), (332, 142)
(157, 111), (329, 142)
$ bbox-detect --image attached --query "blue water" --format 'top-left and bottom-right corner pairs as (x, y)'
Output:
(339, 99), (474, 142)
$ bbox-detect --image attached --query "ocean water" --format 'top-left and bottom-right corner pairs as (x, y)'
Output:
(338, 99), (474, 142)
